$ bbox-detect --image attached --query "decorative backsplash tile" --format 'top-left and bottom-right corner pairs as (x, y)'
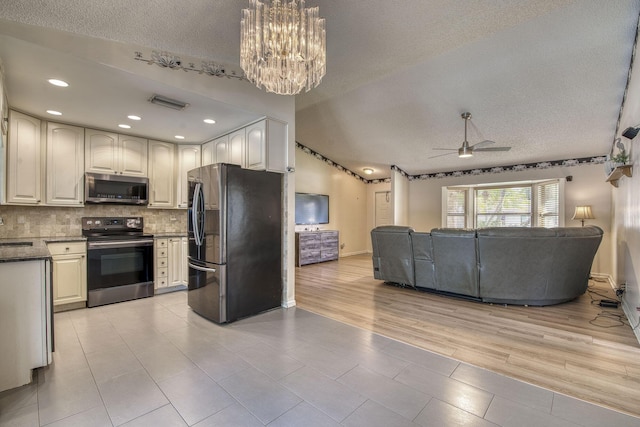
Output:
(0, 205), (187, 238)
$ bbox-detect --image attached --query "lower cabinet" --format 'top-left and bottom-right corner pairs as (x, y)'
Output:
(155, 236), (188, 292)
(47, 241), (87, 308)
(154, 238), (169, 289)
(295, 230), (340, 266)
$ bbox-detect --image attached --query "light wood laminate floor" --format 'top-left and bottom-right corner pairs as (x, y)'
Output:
(295, 254), (640, 417)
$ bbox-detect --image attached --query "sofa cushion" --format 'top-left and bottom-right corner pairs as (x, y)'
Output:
(430, 229), (480, 297)
(410, 231), (436, 290)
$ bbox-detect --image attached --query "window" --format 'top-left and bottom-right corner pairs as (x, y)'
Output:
(475, 186), (532, 227)
(446, 189), (467, 228)
(443, 179), (563, 228)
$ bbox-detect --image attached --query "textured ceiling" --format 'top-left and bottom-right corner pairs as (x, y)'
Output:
(0, 0), (639, 179)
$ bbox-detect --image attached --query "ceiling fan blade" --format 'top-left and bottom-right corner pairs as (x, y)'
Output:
(432, 148), (458, 151)
(428, 151), (457, 159)
(473, 146), (511, 152)
(469, 140), (495, 149)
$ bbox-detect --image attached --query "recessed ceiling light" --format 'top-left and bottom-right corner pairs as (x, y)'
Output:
(363, 168), (374, 175)
(48, 79), (68, 87)
(127, 115), (141, 121)
(46, 110), (62, 116)
(203, 119), (216, 124)
(119, 124), (131, 129)
(175, 135), (185, 140)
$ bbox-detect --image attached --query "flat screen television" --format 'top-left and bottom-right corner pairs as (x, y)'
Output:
(295, 193), (329, 225)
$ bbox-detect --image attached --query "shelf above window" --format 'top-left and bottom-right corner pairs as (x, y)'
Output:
(606, 164), (633, 187)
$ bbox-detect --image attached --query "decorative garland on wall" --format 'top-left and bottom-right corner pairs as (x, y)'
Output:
(297, 142), (608, 184)
(134, 50), (247, 81)
(296, 142), (391, 184)
(395, 155), (608, 181)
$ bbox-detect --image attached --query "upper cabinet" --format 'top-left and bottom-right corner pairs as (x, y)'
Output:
(246, 120), (266, 170)
(176, 144), (201, 209)
(264, 119), (287, 173)
(6, 110), (41, 204)
(6, 112), (85, 206)
(85, 129), (147, 176)
(202, 135), (229, 166)
(228, 128), (245, 167)
(45, 122), (84, 206)
(148, 140), (175, 208)
(202, 118), (287, 173)
(245, 119), (287, 172)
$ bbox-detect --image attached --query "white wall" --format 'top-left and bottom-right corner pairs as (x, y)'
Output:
(294, 149), (369, 257)
(613, 20), (640, 341)
(391, 170), (410, 226)
(408, 163), (612, 276)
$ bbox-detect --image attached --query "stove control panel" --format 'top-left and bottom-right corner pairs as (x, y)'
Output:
(82, 217), (144, 232)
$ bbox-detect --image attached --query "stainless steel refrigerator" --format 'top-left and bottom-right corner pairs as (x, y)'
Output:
(187, 163), (282, 323)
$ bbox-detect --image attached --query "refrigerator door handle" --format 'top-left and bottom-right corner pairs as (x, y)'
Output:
(192, 181), (203, 246)
(188, 261), (217, 273)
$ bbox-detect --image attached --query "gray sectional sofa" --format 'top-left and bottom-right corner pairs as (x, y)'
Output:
(371, 225), (603, 306)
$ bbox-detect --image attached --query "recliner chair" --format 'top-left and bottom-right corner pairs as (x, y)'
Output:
(371, 226), (415, 287)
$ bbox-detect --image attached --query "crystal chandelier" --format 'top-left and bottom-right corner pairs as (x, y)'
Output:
(240, 0), (326, 95)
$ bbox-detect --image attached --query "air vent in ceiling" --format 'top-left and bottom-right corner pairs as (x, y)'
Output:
(148, 94), (189, 110)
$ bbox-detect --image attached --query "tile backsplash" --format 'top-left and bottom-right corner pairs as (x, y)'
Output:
(0, 205), (187, 238)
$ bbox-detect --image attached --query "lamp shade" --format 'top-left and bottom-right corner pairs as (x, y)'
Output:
(572, 205), (595, 226)
(572, 206), (595, 220)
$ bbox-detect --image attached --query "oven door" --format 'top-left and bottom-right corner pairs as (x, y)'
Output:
(87, 239), (154, 291)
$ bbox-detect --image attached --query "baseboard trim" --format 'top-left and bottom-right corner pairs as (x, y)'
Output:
(621, 298), (640, 345)
(591, 272), (640, 345)
(590, 272), (615, 289)
(341, 250), (368, 257)
(282, 299), (296, 308)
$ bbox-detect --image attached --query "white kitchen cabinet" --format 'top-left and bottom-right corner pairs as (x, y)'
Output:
(47, 241), (87, 307)
(202, 135), (229, 166)
(154, 238), (169, 290)
(246, 118), (287, 173)
(148, 140), (175, 208)
(0, 259), (51, 393)
(214, 135), (229, 164)
(264, 118), (288, 173)
(169, 237), (188, 287)
(202, 139), (214, 166)
(6, 110), (42, 204)
(155, 236), (187, 292)
(119, 134), (148, 176)
(228, 128), (245, 167)
(176, 144), (201, 209)
(85, 129), (147, 176)
(46, 122), (85, 206)
(246, 120), (266, 170)
(200, 118), (287, 173)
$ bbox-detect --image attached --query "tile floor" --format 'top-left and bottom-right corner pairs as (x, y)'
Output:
(1, 291), (638, 427)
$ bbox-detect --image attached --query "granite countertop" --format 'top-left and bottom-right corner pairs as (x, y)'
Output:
(0, 237), (86, 263)
(153, 232), (188, 238)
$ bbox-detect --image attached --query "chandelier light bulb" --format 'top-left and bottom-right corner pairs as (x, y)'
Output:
(241, 0), (326, 95)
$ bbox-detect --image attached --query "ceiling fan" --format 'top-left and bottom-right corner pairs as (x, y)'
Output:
(430, 112), (511, 158)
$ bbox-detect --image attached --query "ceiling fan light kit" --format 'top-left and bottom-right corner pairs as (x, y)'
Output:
(430, 112), (511, 159)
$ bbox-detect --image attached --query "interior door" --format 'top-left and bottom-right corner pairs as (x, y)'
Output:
(375, 191), (392, 227)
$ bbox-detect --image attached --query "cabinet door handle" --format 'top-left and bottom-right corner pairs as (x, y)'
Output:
(188, 262), (216, 273)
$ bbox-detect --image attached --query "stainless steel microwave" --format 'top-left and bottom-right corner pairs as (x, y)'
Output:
(85, 173), (149, 205)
